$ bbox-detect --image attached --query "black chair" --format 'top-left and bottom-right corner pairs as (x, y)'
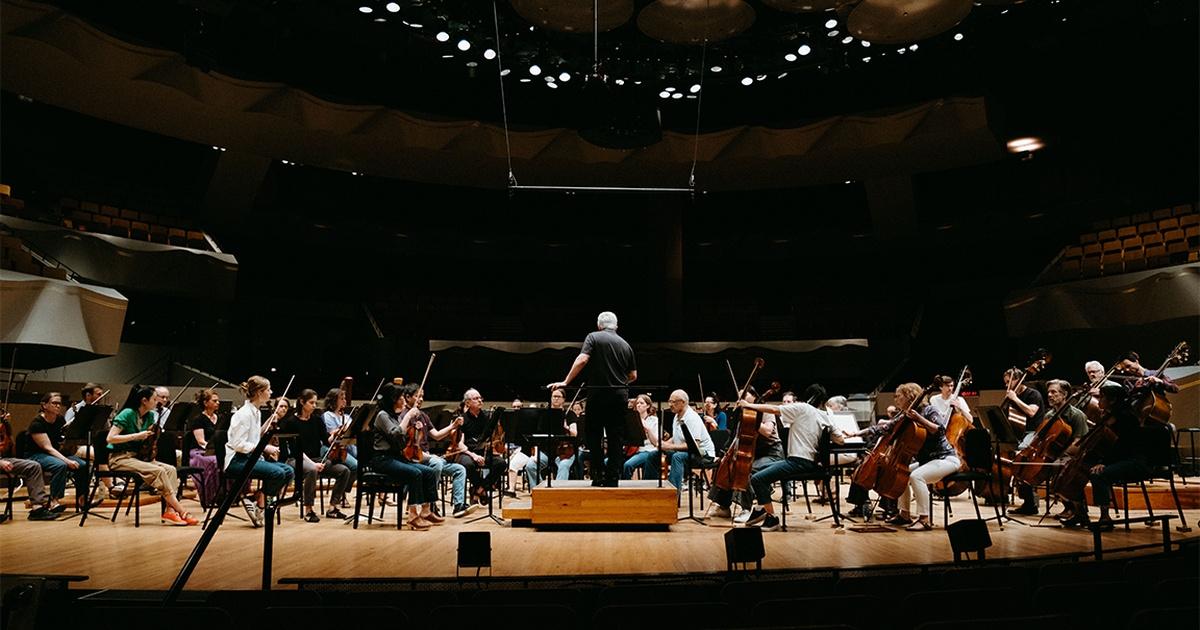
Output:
(343, 590), (461, 627)
(91, 606), (231, 630)
(207, 589), (321, 624)
(946, 519), (992, 563)
(780, 427), (839, 529)
(752, 595), (884, 629)
(0, 467), (22, 521)
(1127, 607), (1199, 630)
(1149, 577), (1199, 608)
(720, 577), (837, 614)
(593, 602), (734, 630)
(203, 429), (249, 528)
(1033, 581), (1131, 628)
(937, 428), (1004, 529)
(265, 605), (406, 629)
(156, 430), (203, 504)
(598, 583), (720, 607)
(352, 430), (408, 529)
(80, 439), (146, 527)
(935, 565), (1032, 598)
(902, 587), (1021, 629)
(836, 573), (937, 604)
(1114, 422), (1190, 532)
(1037, 559), (1126, 586)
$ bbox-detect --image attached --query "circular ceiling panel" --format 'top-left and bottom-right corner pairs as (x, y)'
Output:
(847, 0), (972, 45)
(637, 0), (757, 45)
(510, 0), (635, 33)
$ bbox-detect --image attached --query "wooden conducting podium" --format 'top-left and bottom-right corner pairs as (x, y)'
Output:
(504, 480), (678, 526)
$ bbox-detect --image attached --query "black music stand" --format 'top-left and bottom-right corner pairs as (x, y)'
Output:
(163, 402), (197, 432)
(677, 420), (711, 525)
(981, 406), (1026, 526)
(466, 409), (507, 526)
(525, 408), (579, 489)
(65, 404), (112, 522)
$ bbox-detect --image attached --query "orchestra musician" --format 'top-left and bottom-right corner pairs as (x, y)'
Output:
(0, 412), (57, 521)
(371, 382), (442, 530)
(1084, 360), (1120, 394)
(186, 388), (221, 507)
(705, 386), (784, 523)
(320, 387), (358, 473)
(152, 386), (172, 428)
(885, 382), (959, 530)
(453, 388), (507, 504)
(1060, 384), (1148, 530)
(740, 384), (841, 532)
(1116, 350), (1180, 395)
(226, 376), (295, 528)
(61, 382), (113, 501)
(281, 389), (352, 522)
(1040, 379), (1089, 522)
(658, 390), (716, 491)
(622, 394), (660, 480)
(1004, 367), (1046, 515)
(524, 388), (577, 488)
(929, 375), (973, 427)
(400, 384), (478, 519)
(25, 392), (90, 514)
(107, 385), (198, 526)
(548, 311), (637, 488)
(702, 393), (727, 431)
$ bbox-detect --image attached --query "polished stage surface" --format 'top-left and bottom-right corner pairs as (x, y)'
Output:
(1, 487), (1196, 592)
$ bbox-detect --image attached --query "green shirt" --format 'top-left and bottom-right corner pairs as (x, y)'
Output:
(1060, 404), (1089, 441)
(108, 408), (156, 453)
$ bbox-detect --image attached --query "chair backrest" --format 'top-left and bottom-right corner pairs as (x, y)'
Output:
(945, 519), (992, 562)
(961, 428), (993, 471)
(211, 430), (229, 468)
(1140, 422), (1176, 469)
(814, 426), (833, 469)
(709, 429), (732, 454)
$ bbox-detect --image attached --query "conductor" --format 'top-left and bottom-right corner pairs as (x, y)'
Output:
(548, 311), (637, 487)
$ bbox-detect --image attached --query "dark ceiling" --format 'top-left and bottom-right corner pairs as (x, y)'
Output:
(39, 0), (1198, 132)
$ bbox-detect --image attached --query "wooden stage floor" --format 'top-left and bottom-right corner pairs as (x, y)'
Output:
(1, 490), (1196, 592)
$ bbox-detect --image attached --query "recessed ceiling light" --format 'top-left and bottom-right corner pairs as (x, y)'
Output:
(861, 41), (871, 48)
(954, 33), (964, 41)
(457, 39), (471, 51)
(741, 76), (753, 86)
(689, 84), (701, 93)
(1006, 136), (1046, 153)
(500, 68), (511, 76)
(666, 87), (676, 92)
(547, 82), (558, 89)
(559, 72), (571, 82)
(435, 31), (450, 42)
(711, 65), (723, 73)
(659, 91), (671, 98)
(358, 6), (372, 14)
(842, 36), (853, 44)
(825, 19), (837, 29)
(827, 30), (839, 37)
(798, 44), (812, 56)
(909, 44), (919, 51)
(785, 53), (798, 62)
(672, 93), (682, 99)
(386, 3), (400, 13)
(484, 49), (496, 60)
(529, 64), (542, 76)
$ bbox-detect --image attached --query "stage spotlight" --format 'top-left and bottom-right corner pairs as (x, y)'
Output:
(559, 72), (571, 82)
(1006, 136), (1045, 154)
(614, 79), (625, 85)
(484, 48), (497, 60)
(529, 64), (542, 76)
(724, 527), (765, 572)
(825, 18), (837, 28)
(798, 44), (811, 56)
(689, 84), (701, 93)
(457, 532), (492, 578)
(741, 76), (753, 86)
(457, 39), (471, 51)
(386, 2), (400, 12)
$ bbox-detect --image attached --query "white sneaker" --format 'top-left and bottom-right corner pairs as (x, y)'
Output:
(733, 509), (752, 524)
(704, 504), (732, 519)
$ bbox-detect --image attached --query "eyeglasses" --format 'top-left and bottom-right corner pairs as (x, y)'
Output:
(47, 401), (63, 406)
(668, 399), (685, 404)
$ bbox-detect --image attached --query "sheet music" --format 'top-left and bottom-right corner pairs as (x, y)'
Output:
(830, 413), (864, 444)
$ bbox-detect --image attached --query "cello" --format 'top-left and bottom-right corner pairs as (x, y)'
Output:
(935, 366), (974, 497)
(1050, 409), (1119, 504)
(851, 381), (939, 500)
(1131, 342), (1190, 426)
(712, 358), (766, 493)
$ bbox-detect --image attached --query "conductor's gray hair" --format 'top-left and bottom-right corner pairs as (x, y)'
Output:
(597, 311), (618, 330)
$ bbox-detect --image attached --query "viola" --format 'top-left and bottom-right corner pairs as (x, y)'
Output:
(851, 381), (939, 500)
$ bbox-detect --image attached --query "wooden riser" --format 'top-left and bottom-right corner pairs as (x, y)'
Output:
(526, 480), (677, 526)
(1082, 481), (1200, 510)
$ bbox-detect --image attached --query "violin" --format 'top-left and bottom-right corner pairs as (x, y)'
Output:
(851, 380), (939, 500)
(326, 376), (353, 464)
(712, 358), (766, 493)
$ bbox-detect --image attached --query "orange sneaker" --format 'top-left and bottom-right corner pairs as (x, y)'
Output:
(161, 512), (188, 526)
(181, 513), (200, 526)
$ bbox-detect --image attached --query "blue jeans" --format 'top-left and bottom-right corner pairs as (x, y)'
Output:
(319, 445), (358, 472)
(371, 456), (437, 505)
(667, 451), (699, 490)
(750, 457), (817, 507)
(226, 453), (294, 497)
(525, 450), (574, 487)
(422, 453), (467, 506)
(29, 453), (88, 500)
(623, 449), (658, 480)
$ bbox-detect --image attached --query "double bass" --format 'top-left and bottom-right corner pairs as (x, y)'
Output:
(852, 381), (939, 500)
(1001, 350), (1051, 432)
(712, 358), (766, 493)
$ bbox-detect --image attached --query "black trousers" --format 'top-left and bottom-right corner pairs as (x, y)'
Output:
(585, 390), (627, 485)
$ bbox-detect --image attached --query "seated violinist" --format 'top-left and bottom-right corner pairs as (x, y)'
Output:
(107, 385), (198, 526)
(452, 388), (507, 505)
(280, 389), (353, 522)
(523, 389), (576, 487)
(1059, 384), (1148, 529)
(701, 393), (727, 431)
(400, 384), (477, 518)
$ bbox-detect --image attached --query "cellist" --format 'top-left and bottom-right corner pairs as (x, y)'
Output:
(1116, 350), (1180, 396)
(739, 384), (841, 532)
(1038, 379), (1089, 521)
(704, 386), (784, 523)
(1059, 384), (1148, 530)
(879, 382), (959, 531)
(1004, 367), (1046, 515)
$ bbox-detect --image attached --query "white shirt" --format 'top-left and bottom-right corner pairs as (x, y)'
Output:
(672, 407), (715, 458)
(225, 401), (262, 469)
(778, 402), (836, 462)
(638, 415), (660, 452)
(63, 401), (86, 426)
(930, 394), (971, 420)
